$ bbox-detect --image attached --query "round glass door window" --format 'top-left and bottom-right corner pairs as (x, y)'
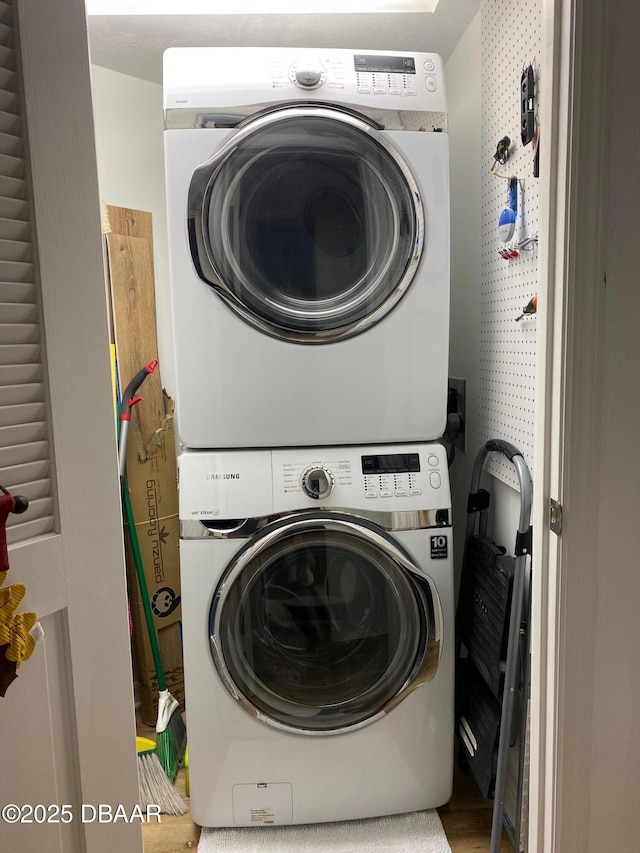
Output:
(188, 107), (423, 342)
(209, 516), (437, 733)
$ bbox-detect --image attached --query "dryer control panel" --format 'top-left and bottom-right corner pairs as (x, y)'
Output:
(178, 443), (450, 521)
(164, 46), (447, 117)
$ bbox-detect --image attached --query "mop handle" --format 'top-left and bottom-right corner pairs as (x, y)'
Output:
(117, 359), (158, 477)
(116, 359), (166, 692)
(121, 477), (168, 693)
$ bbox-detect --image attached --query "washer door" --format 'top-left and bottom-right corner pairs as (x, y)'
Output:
(188, 106), (423, 343)
(210, 514), (441, 734)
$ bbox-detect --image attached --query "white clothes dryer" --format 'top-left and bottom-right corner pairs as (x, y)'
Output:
(178, 441), (454, 827)
(164, 47), (450, 449)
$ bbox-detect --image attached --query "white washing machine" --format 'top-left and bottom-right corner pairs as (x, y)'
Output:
(178, 441), (454, 827)
(164, 47), (450, 449)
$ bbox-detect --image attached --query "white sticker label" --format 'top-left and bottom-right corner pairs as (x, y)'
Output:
(250, 807), (275, 825)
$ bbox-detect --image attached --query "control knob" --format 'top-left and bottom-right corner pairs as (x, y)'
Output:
(290, 60), (326, 89)
(300, 465), (334, 500)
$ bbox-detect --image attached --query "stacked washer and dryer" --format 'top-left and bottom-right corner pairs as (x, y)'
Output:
(163, 47), (454, 828)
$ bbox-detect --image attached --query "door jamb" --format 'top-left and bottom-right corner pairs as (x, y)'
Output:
(531, 1), (610, 850)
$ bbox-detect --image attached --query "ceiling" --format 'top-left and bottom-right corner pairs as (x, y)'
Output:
(87, 1), (480, 84)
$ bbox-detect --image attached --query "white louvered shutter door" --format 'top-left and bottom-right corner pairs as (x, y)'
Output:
(1, 3), (141, 851)
(0, 1), (53, 546)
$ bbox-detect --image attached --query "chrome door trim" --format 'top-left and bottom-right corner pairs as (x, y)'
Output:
(181, 506), (451, 539)
(208, 512), (444, 735)
(187, 104), (424, 344)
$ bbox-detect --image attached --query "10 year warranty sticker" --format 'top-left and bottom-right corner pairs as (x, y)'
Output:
(430, 534), (448, 559)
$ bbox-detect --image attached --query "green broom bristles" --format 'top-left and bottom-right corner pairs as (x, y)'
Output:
(156, 689), (187, 782)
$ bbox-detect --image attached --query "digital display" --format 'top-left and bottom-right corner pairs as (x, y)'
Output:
(353, 55), (416, 75)
(361, 453), (421, 475)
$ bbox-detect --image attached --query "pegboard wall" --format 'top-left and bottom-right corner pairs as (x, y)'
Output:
(475, 0), (542, 487)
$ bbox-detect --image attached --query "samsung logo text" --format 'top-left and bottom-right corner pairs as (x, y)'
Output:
(206, 473), (241, 480)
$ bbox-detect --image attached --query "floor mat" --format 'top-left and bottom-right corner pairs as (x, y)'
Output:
(198, 809), (452, 852)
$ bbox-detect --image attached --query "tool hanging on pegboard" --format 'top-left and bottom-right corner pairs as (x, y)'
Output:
(495, 169), (540, 261)
(521, 62), (540, 177)
(499, 232), (539, 261)
(498, 176), (519, 243)
(516, 295), (537, 322)
(492, 135), (511, 169)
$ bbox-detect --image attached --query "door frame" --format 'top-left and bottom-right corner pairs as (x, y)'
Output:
(530, 1), (610, 850)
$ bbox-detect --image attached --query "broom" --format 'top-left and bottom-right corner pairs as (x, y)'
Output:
(137, 737), (187, 815)
(118, 363), (187, 783)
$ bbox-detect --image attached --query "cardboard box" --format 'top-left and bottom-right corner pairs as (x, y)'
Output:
(124, 405), (184, 726)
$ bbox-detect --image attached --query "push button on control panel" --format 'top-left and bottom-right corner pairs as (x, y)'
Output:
(430, 472), (442, 489)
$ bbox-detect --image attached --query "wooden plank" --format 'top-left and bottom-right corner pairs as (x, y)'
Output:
(106, 203), (154, 249)
(106, 231), (163, 455)
(104, 204), (156, 366)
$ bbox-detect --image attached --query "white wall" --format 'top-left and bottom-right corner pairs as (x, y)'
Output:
(445, 11), (522, 581)
(90, 64), (176, 396)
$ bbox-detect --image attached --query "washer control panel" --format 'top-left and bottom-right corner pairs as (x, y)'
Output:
(178, 443), (450, 521)
(273, 443), (449, 513)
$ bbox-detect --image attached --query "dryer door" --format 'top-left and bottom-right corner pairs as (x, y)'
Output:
(188, 106), (423, 343)
(209, 513), (441, 734)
